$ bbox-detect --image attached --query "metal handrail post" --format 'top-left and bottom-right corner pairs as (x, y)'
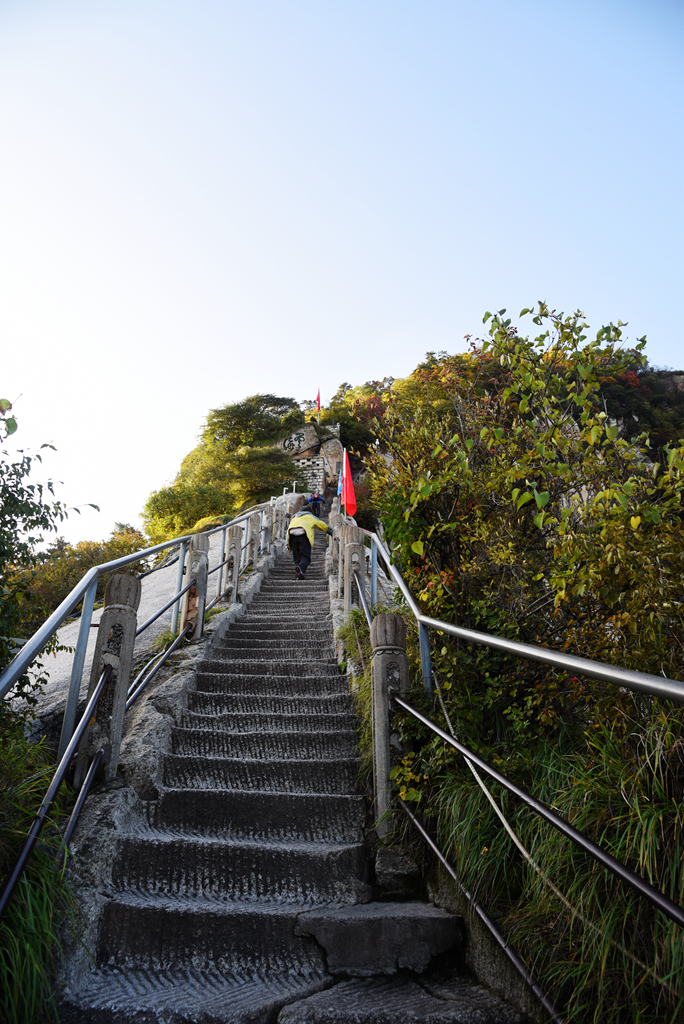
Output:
(216, 528), (227, 600)
(170, 541), (186, 635)
(370, 538), (378, 607)
(419, 622), (433, 695)
(57, 578), (98, 760)
(259, 509), (264, 555)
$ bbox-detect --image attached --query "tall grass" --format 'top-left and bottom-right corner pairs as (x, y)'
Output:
(343, 610), (684, 1023)
(0, 737), (74, 1024)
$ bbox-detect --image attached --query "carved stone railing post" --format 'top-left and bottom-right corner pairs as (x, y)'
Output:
(247, 513), (260, 565)
(337, 523), (351, 598)
(261, 507), (272, 554)
(222, 524), (241, 603)
(180, 534), (209, 639)
(74, 574), (141, 788)
(329, 513), (344, 565)
(343, 526), (366, 616)
(371, 614), (409, 838)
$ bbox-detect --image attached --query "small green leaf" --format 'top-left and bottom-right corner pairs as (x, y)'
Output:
(519, 307), (531, 317)
(605, 424), (618, 441)
(517, 491), (533, 510)
(493, 428), (504, 441)
(534, 490), (550, 509)
(0, 398), (11, 413)
(480, 427), (489, 439)
(5, 416), (17, 435)
(411, 540), (424, 556)
(483, 311), (492, 323)
(533, 512), (546, 529)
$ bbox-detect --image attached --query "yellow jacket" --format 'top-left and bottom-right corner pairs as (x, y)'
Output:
(287, 512), (332, 548)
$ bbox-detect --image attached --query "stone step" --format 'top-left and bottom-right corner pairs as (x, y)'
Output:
(58, 967), (330, 1024)
(217, 641), (336, 659)
(112, 834), (371, 906)
(172, 727), (358, 761)
(97, 895), (326, 974)
(195, 673), (350, 697)
(198, 660), (342, 678)
(224, 625), (334, 640)
(188, 692), (353, 717)
(163, 754), (359, 794)
(277, 975), (525, 1024)
(180, 710), (357, 735)
(152, 789), (365, 844)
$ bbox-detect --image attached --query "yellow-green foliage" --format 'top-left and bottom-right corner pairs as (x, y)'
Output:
(142, 394), (309, 541)
(12, 525), (150, 637)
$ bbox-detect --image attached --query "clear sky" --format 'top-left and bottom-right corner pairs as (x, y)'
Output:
(1, 0), (682, 544)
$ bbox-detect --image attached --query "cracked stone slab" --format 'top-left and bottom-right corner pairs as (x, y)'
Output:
(277, 975), (527, 1024)
(295, 902), (461, 975)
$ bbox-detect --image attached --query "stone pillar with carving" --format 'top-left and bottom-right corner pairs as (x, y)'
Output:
(329, 513), (344, 565)
(74, 574), (141, 787)
(343, 526), (366, 617)
(262, 507), (273, 554)
(247, 513), (260, 565)
(222, 524), (241, 603)
(337, 523), (351, 598)
(180, 533), (209, 639)
(371, 613), (410, 839)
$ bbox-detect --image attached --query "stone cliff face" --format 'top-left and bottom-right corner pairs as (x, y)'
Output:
(278, 424), (344, 492)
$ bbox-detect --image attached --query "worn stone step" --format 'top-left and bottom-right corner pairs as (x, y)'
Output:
(198, 660), (342, 678)
(225, 624), (333, 638)
(180, 710), (357, 734)
(112, 835), (371, 906)
(277, 975), (525, 1024)
(98, 895), (326, 974)
(153, 789), (365, 843)
(58, 967), (330, 1024)
(163, 754), (359, 794)
(195, 673), (350, 697)
(188, 692), (353, 717)
(172, 727), (358, 761)
(217, 641), (336, 659)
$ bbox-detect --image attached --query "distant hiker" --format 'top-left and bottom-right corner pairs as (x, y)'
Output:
(287, 508), (332, 580)
(305, 492), (325, 517)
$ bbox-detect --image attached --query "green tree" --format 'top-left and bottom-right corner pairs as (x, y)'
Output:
(0, 411), (68, 730)
(141, 394), (308, 541)
(362, 307), (684, 1022)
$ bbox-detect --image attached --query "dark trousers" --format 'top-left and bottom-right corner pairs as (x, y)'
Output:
(290, 533), (312, 575)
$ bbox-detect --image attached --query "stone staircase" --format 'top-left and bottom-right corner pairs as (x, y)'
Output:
(59, 522), (525, 1023)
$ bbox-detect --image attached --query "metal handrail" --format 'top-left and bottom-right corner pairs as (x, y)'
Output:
(394, 694), (684, 929)
(135, 578), (197, 637)
(400, 802), (565, 1024)
(0, 503), (272, 702)
(125, 623), (193, 709)
(353, 569), (373, 628)
(0, 665), (112, 922)
(56, 748), (105, 865)
(360, 529), (684, 705)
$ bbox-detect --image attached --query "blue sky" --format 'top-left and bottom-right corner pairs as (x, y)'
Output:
(1, 0), (682, 542)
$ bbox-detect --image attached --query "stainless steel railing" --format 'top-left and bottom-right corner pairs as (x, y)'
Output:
(0, 500), (281, 760)
(359, 527), (684, 706)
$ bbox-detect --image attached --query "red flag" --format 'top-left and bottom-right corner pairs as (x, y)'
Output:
(316, 389), (321, 412)
(342, 449), (357, 517)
